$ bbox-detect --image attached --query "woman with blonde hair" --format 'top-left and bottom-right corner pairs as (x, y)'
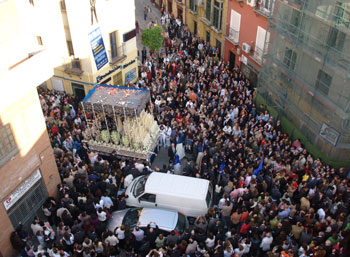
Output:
(223, 240), (234, 257)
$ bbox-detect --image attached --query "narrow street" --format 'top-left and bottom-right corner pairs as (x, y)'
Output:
(134, 0), (176, 170)
(135, 0), (163, 52)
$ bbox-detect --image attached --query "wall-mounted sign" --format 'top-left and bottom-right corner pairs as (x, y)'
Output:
(123, 29), (137, 42)
(88, 27), (108, 70)
(319, 123), (340, 146)
(96, 59), (136, 83)
(4, 170), (42, 210)
(125, 68), (137, 83)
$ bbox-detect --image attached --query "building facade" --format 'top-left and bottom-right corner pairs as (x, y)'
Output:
(0, 0), (61, 256)
(152, 0), (187, 24)
(186, 0), (228, 58)
(45, 0), (138, 101)
(258, 0), (350, 161)
(224, 0), (269, 85)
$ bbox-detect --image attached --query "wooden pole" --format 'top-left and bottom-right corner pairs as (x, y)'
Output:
(112, 105), (118, 131)
(102, 104), (109, 134)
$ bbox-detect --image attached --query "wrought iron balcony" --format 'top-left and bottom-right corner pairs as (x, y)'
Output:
(250, 46), (264, 64)
(108, 43), (127, 65)
(226, 27), (239, 45)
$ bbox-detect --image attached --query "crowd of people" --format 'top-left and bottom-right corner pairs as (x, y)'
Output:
(10, 10), (350, 257)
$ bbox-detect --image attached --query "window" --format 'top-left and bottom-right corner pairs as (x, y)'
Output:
(194, 20), (198, 35)
(206, 30), (211, 43)
(206, 0), (211, 21)
(315, 70), (332, 95)
(206, 183), (213, 208)
(327, 27), (346, 51)
(229, 9), (241, 44)
(255, 26), (266, 63)
(189, 0), (197, 12)
(7, 179), (47, 228)
(334, 2), (350, 27)
(283, 47), (297, 70)
(288, 8), (301, 33)
(261, 0), (270, 10)
(0, 124), (18, 166)
(259, 0), (272, 15)
(139, 193), (156, 203)
(36, 36), (43, 46)
(113, 71), (123, 85)
(213, 1), (223, 30)
(109, 31), (118, 59)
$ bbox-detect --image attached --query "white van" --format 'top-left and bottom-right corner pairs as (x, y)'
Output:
(125, 172), (213, 217)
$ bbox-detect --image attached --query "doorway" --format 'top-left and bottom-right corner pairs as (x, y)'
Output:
(194, 20), (197, 35)
(177, 7), (183, 22)
(229, 51), (236, 70)
(71, 83), (86, 102)
(216, 39), (222, 58)
(206, 31), (210, 44)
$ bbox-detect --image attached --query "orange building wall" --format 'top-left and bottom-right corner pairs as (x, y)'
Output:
(224, 1), (268, 67)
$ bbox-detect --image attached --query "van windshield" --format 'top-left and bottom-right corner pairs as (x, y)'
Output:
(175, 213), (186, 234)
(123, 208), (142, 227)
(133, 175), (148, 198)
(206, 182), (213, 208)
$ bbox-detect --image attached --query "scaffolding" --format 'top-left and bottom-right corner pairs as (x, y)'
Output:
(257, 0), (350, 160)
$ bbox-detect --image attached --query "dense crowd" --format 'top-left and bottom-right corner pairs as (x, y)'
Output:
(10, 12), (350, 257)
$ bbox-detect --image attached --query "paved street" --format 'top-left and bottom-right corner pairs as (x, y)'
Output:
(135, 0), (163, 52)
(134, 0), (176, 170)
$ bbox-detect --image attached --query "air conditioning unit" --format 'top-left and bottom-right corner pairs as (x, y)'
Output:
(242, 43), (251, 53)
(247, 0), (257, 7)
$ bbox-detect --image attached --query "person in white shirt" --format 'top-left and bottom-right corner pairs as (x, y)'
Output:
(260, 232), (273, 252)
(105, 231), (119, 246)
(205, 233), (216, 249)
(97, 208), (107, 222)
(234, 239), (251, 257)
(159, 124), (167, 147)
(132, 226), (145, 242)
(223, 124), (232, 135)
(115, 225), (126, 241)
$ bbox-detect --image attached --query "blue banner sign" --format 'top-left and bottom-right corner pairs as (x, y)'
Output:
(125, 68), (137, 83)
(88, 27), (108, 70)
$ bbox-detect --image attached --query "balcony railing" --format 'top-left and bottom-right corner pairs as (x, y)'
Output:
(226, 27), (239, 45)
(108, 43), (127, 65)
(251, 46), (264, 64)
(64, 57), (83, 76)
(255, 1), (272, 17)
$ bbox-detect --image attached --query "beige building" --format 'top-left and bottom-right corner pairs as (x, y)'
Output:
(45, 0), (139, 101)
(186, 0), (228, 58)
(0, 0), (61, 256)
(152, 0), (187, 24)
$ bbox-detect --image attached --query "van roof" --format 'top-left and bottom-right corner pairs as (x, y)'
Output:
(145, 172), (209, 200)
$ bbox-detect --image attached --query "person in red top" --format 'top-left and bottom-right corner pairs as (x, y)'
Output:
(147, 70), (152, 80)
(175, 111), (182, 125)
(51, 124), (59, 136)
(240, 220), (251, 236)
(240, 208), (249, 223)
(171, 62), (177, 75)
